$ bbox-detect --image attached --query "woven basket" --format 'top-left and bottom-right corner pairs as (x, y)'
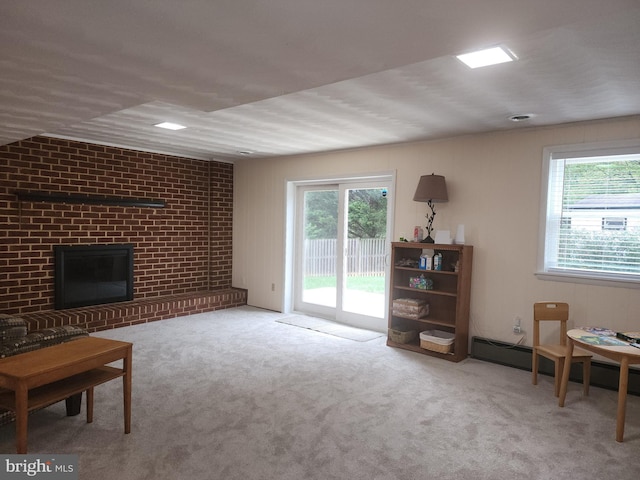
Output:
(388, 327), (416, 344)
(419, 330), (454, 354)
(392, 298), (429, 319)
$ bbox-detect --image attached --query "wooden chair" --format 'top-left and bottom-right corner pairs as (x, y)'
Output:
(532, 302), (591, 397)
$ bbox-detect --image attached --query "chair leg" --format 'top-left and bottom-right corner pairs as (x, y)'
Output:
(532, 351), (538, 385)
(554, 358), (564, 397)
(583, 361), (590, 396)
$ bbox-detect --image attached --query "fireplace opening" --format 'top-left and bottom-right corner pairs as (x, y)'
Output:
(54, 244), (134, 310)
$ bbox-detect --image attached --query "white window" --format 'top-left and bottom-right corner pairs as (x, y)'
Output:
(538, 140), (640, 286)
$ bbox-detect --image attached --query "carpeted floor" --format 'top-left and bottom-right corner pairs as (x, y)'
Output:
(0, 306), (637, 479)
(276, 315), (384, 341)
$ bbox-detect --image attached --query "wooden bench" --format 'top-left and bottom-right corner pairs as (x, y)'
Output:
(0, 337), (132, 453)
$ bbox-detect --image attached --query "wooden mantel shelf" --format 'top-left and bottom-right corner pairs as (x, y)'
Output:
(15, 191), (166, 208)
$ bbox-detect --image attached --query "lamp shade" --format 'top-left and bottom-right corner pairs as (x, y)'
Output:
(413, 174), (448, 202)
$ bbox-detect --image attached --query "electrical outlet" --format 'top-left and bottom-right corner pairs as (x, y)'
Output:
(513, 316), (522, 334)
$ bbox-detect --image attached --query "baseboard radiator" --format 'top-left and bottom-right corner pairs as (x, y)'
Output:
(471, 336), (640, 396)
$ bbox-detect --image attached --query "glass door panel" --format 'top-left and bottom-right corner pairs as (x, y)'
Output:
(341, 186), (388, 319)
(300, 187), (338, 310)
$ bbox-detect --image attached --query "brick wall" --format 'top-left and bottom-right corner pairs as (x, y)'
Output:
(0, 136), (245, 331)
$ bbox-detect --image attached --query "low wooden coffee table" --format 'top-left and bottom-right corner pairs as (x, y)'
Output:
(0, 336), (132, 453)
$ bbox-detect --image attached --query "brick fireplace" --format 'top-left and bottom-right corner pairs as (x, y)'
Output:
(0, 136), (246, 332)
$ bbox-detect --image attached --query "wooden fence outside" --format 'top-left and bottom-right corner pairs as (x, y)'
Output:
(304, 238), (386, 276)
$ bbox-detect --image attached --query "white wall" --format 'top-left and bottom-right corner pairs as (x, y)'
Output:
(233, 116), (640, 346)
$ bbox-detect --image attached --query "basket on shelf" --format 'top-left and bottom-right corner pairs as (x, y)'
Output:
(419, 330), (455, 354)
(388, 327), (417, 344)
(392, 298), (429, 319)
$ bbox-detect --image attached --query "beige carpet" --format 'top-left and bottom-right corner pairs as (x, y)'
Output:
(0, 306), (637, 480)
(276, 315), (384, 342)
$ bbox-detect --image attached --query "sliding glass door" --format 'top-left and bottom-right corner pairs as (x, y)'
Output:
(294, 179), (391, 331)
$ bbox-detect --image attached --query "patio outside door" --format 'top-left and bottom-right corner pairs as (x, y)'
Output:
(294, 180), (391, 331)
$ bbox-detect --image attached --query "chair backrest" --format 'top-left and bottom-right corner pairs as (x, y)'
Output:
(533, 302), (569, 347)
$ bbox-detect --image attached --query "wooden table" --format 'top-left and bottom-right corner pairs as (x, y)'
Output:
(558, 328), (640, 442)
(0, 337), (132, 453)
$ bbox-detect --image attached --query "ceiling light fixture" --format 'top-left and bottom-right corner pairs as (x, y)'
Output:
(154, 122), (187, 130)
(456, 46), (517, 69)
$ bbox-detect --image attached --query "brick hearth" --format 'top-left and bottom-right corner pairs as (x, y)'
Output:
(18, 290), (247, 333)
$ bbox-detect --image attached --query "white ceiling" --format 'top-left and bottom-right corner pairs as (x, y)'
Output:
(1, 0), (639, 161)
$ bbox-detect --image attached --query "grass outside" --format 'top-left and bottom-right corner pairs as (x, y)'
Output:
(304, 275), (385, 293)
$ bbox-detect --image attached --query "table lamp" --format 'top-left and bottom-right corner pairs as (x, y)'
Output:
(413, 173), (448, 243)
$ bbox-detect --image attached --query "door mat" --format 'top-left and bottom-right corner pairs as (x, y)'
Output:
(276, 315), (384, 342)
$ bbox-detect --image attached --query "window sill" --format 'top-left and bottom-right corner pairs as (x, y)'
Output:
(535, 270), (640, 289)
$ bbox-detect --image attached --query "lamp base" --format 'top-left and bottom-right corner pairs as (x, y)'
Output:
(421, 236), (435, 244)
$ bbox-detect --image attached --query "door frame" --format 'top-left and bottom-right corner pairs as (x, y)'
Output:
(284, 171), (396, 331)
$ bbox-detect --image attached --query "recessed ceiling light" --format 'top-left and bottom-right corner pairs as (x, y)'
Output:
(456, 46), (517, 69)
(154, 122), (186, 130)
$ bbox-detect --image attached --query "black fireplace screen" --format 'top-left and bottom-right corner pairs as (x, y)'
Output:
(54, 244), (134, 309)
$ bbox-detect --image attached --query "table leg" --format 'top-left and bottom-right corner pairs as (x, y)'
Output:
(65, 393), (82, 416)
(15, 383), (28, 454)
(616, 356), (630, 442)
(558, 339), (574, 407)
(86, 387), (94, 423)
(123, 345), (132, 434)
